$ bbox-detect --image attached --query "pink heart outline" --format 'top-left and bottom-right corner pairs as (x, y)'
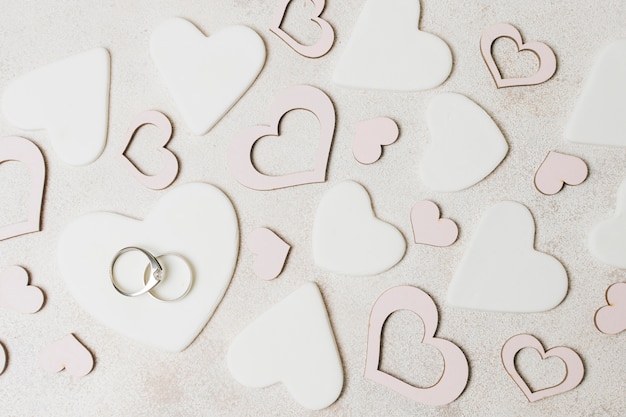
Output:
(480, 23), (557, 88)
(118, 110), (179, 190)
(228, 85), (335, 190)
(270, 0), (335, 59)
(40, 334), (94, 377)
(501, 334), (584, 402)
(365, 285), (469, 406)
(246, 227), (290, 281)
(595, 282), (626, 335)
(534, 151), (588, 195)
(410, 200), (458, 247)
(352, 117), (399, 165)
(0, 136), (46, 241)
(0, 265), (44, 314)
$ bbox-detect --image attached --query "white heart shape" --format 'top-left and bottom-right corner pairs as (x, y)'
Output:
(312, 181), (406, 275)
(57, 183), (239, 352)
(150, 17), (266, 135)
(227, 282), (343, 410)
(420, 93), (508, 192)
(447, 201), (567, 312)
(565, 40), (626, 147)
(2, 48), (110, 166)
(333, 0), (452, 91)
(589, 178), (626, 268)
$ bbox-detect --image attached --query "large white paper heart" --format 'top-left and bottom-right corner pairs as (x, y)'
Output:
(57, 183), (239, 352)
(150, 17), (266, 135)
(333, 0), (452, 91)
(420, 93), (508, 192)
(2, 48), (110, 166)
(227, 282), (343, 410)
(589, 178), (626, 268)
(447, 201), (567, 312)
(312, 181), (406, 275)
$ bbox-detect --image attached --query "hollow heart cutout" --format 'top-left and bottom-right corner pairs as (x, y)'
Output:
(410, 200), (458, 247)
(0, 265), (44, 314)
(595, 282), (626, 335)
(246, 228), (290, 281)
(501, 334), (584, 402)
(365, 285), (469, 406)
(480, 23), (557, 88)
(118, 110), (179, 190)
(40, 334), (94, 377)
(352, 117), (399, 165)
(270, 0), (335, 58)
(534, 151), (588, 195)
(228, 85), (335, 190)
(0, 136), (46, 241)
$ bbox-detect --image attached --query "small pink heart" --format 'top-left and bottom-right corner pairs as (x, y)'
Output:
(501, 334), (584, 402)
(595, 282), (626, 335)
(247, 228), (290, 281)
(352, 117), (399, 165)
(410, 201), (458, 247)
(40, 334), (94, 377)
(0, 265), (44, 314)
(534, 151), (588, 195)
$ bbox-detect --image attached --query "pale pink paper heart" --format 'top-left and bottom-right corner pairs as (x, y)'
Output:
(352, 117), (399, 165)
(0, 265), (44, 314)
(501, 334), (584, 402)
(270, 0), (335, 58)
(365, 285), (469, 406)
(40, 334), (94, 377)
(247, 227), (290, 281)
(228, 85), (335, 190)
(410, 200), (458, 247)
(0, 136), (46, 241)
(534, 151), (588, 195)
(118, 110), (178, 190)
(595, 282), (626, 335)
(480, 23), (557, 88)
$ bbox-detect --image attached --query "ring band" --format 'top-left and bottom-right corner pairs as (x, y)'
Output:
(110, 247), (164, 297)
(142, 254), (193, 302)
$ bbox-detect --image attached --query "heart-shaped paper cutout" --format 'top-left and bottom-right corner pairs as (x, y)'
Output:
(40, 334), (94, 377)
(365, 285), (469, 405)
(420, 93), (508, 192)
(228, 85), (335, 190)
(0, 265), (44, 314)
(534, 151), (588, 195)
(270, 0), (335, 58)
(247, 228), (290, 281)
(333, 0), (452, 90)
(227, 282), (343, 410)
(2, 48), (110, 166)
(447, 201), (568, 312)
(150, 18), (265, 135)
(410, 201), (458, 247)
(589, 178), (626, 268)
(0, 136), (46, 241)
(501, 334), (584, 402)
(352, 117), (399, 165)
(58, 183), (239, 352)
(480, 23), (557, 88)
(595, 282), (626, 335)
(312, 181), (405, 276)
(118, 110), (179, 190)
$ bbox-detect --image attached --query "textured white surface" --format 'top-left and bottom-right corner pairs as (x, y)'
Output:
(0, 1), (625, 416)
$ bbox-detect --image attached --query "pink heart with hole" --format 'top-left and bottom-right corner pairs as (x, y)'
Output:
(534, 151), (588, 195)
(595, 282), (626, 335)
(247, 228), (290, 281)
(365, 285), (469, 406)
(410, 200), (458, 247)
(352, 117), (399, 165)
(40, 334), (94, 377)
(501, 334), (584, 402)
(0, 265), (44, 314)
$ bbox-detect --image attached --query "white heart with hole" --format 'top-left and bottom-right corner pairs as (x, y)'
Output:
(58, 183), (239, 352)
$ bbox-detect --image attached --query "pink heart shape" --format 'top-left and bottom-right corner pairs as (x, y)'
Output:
(246, 227), (290, 281)
(480, 23), (557, 88)
(0, 265), (44, 314)
(501, 334), (584, 402)
(228, 85), (335, 190)
(270, 0), (335, 58)
(40, 334), (94, 377)
(410, 200), (458, 247)
(365, 285), (469, 406)
(352, 117), (399, 165)
(595, 282), (626, 335)
(118, 110), (179, 190)
(0, 136), (46, 241)
(534, 151), (588, 195)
